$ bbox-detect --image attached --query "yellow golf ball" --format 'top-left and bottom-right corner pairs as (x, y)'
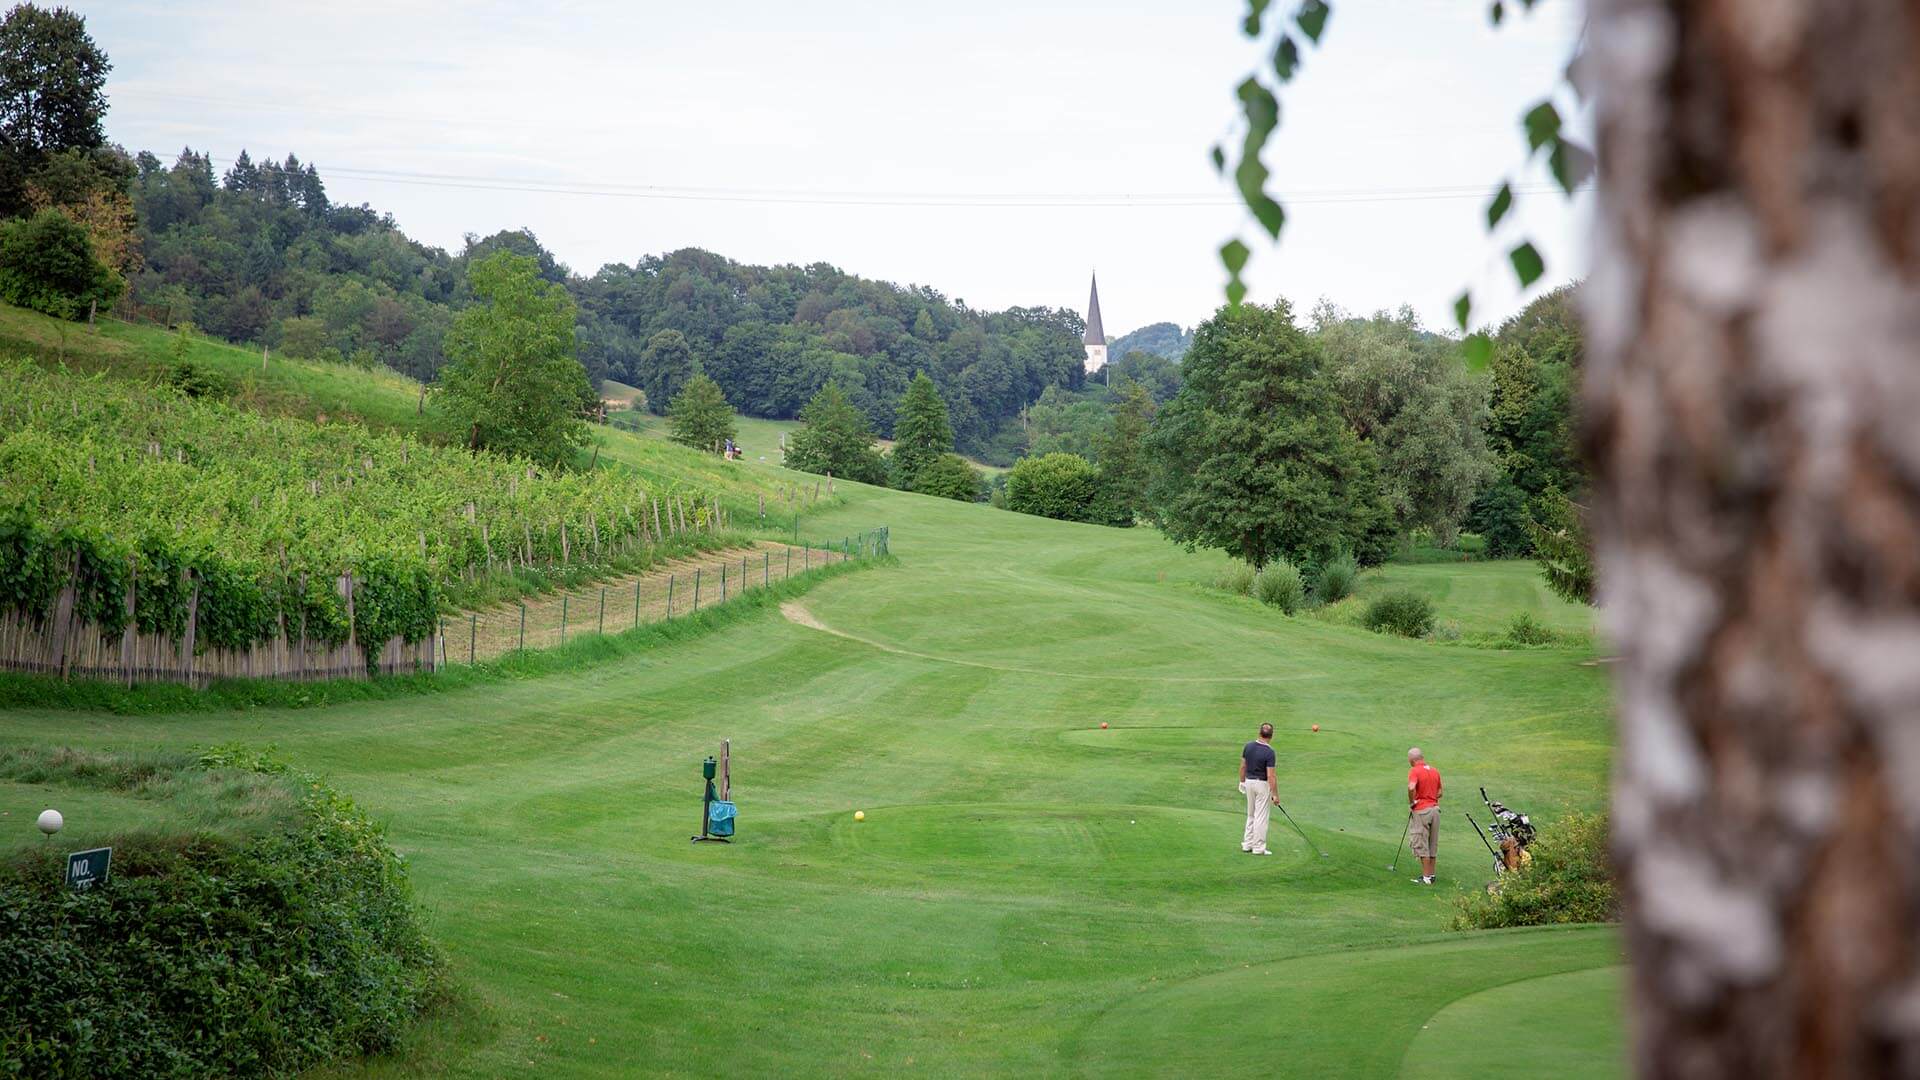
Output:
(854, 810), (865, 822)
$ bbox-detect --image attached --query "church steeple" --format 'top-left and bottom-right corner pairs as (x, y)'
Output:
(1083, 273), (1107, 374)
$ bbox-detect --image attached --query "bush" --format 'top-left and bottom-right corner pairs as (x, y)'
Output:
(1504, 611), (1559, 646)
(1215, 562), (1256, 596)
(1005, 452), (1103, 522)
(1362, 589), (1435, 638)
(1254, 560), (1306, 614)
(0, 746), (439, 1078)
(0, 207), (122, 319)
(913, 452), (984, 502)
(1313, 552), (1359, 604)
(1452, 810), (1617, 930)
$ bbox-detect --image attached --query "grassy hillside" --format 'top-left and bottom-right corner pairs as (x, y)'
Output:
(4, 475), (1620, 1077)
(0, 304), (816, 528)
(613, 408), (1009, 477)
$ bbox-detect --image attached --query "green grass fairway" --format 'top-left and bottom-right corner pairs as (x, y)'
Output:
(1, 479), (1619, 1077)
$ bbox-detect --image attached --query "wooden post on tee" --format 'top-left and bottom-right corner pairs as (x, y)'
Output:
(721, 739), (731, 801)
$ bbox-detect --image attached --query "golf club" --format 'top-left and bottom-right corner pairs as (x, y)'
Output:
(1389, 809), (1412, 871)
(1465, 811), (1500, 861)
(1273, 801), (1329, 858)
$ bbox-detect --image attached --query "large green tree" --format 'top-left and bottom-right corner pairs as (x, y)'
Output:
(785, 381), (885, 484)
(888, 372), (954, 489)
(1146, 299), (1392, 569)
(1312, 303), (1495, 544)
(1094, 379), (1156, 526)
(434, 251), (590, 468)
(637, 329), (696, 416)
(666, 373), (735, 454)
(0, 3), (109, 218)
(0, 205), (115, 318)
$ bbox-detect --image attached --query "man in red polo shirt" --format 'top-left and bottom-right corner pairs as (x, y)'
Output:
(1407, 747), (1443, 885)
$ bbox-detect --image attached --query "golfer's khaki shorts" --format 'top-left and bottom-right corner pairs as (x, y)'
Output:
(1410, 807), (1440, 858)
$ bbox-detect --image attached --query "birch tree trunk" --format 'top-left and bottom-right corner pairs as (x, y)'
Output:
(1586, 1), (1920, 1075)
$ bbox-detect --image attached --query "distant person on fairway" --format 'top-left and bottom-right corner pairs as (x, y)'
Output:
(1239, 723), (1279, 855)
(1407, 747), (1443, 885)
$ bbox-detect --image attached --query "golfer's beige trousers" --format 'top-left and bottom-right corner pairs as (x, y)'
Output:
(1243, 779), (1272, 853)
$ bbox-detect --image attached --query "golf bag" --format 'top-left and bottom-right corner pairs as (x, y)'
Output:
(1471, 787), (1536, 875)
(707, 799), (737, 838)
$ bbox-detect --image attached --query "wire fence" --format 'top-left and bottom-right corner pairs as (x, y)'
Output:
(437, 529), (888, 666)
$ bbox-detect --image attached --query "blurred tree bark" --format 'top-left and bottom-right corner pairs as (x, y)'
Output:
(1585, 0), (1920, 1075)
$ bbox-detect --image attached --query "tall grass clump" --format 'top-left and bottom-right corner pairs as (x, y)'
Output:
(1313, 552), (1359, 604)
(1254, 560), (1306, 614)
(1215, 562), (1256, 596)
(1451, 811), (1617, 929)
(1361, 589), (1435, 638)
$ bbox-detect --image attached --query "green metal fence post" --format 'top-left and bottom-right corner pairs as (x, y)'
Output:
(805, 543), (810, 571)
(694, 569), (701, 611)
(721, 562), (727, 601)
(667, 573), (675, 619)
(561, 593), (568, 644)
(469, 614), (476, 665)
(785, 546), (792, 579)
(598, 588), (605, 635)
(518, 603), (526, 652)
(763, 551), (769, 586)
(635, 579), (642, 628)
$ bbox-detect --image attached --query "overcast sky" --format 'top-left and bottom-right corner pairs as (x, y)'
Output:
(86, 0), (1587, 338)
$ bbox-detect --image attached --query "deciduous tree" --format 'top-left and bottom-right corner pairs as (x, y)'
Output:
(638, 329), (696, 417)
(1094, 379), (1156, 526)
(666, 373), (735, 454)
(0, 3), (110, 217)
(1313, 303), (1494, 544)
(785, 381), (885, 484)
(1146, 299), (1391, 569)
(433, 251), (590, 468)
(0, 205), (117, 318)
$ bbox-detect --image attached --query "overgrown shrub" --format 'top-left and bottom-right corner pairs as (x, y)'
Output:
(1215, 562), (1256, 596)
(0, 746), (439, 1078)
(1451, 810), (1617, 930)
(1254, 560), (1305, 614)
(1313, 552), (1359, 604)
(1362, 589), (1435, 638)
(1504, 612), (1559, 646)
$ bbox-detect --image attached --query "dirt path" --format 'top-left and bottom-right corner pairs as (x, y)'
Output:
(439, 540), (854, 665)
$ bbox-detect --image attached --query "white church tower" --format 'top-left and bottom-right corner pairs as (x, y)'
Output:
(1083, 273), (1107, 374)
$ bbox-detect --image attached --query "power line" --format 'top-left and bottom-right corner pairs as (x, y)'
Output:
(195, 154), (1589, 208)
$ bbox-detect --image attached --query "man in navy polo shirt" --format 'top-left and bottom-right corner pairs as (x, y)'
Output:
(1239, 723), (1279, 854)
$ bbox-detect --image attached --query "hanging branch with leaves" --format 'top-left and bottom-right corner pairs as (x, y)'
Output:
(1217, 0), (1592, 368)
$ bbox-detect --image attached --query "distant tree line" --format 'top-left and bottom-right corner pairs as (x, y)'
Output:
(575, 250), (1087, 459)
(1103, 321), (1192, 362)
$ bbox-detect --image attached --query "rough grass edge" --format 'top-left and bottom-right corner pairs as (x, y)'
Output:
(0, 555), (889, 715)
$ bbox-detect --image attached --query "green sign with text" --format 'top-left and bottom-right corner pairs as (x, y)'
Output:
(66, 847), (110, 890)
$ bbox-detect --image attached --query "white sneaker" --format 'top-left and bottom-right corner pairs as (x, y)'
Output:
(1252, 850), (1272, 856)
(1411, 876), (1432, 885)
